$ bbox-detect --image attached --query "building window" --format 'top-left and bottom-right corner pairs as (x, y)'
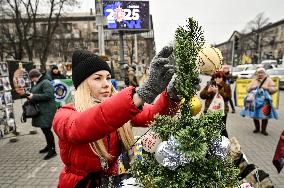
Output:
(41, 24), (47, 32)
(74, 42), (80, 48)
(113, 50), (118, 55)
(94, 42), (98, 48)
(73, 23), (78, 29)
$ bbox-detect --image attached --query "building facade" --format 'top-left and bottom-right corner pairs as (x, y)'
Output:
(0, 11), (156, 80)
(215, 19), (284, 66)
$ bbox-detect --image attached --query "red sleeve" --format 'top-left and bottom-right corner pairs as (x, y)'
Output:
(52, 87), (140, 144)
(131, 91), (179, 127)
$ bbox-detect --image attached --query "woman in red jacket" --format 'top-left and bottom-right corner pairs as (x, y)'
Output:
(53, 47), (180, 187)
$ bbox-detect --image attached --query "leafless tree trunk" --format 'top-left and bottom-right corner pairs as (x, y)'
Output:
(0, 0), (40, 61)
(38, 0), (78, 71)
(0, 0), (78, 71)
(243, 12), (270, 63)
(126, 34), (135, 65)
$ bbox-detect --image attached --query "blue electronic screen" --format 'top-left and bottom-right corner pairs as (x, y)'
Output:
(103, 0), (150, 30)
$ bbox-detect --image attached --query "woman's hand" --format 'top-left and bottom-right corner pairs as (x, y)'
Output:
(166, 74), (181, 102)
(208, 85), (218, 93)
(27, 93), (33, 100)
(211, 85), (218, 93)
(137, 46), (175, 103)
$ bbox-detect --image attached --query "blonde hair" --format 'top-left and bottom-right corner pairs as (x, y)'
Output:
(74, 79), (135, 160)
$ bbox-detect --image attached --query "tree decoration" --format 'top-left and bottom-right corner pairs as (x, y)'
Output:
(130, 18), (239, 187)
(141, 131), (162, 153)
(196, 46), (223, 75)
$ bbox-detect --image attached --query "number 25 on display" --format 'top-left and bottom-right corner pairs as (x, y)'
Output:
(124, 8), (140, 20)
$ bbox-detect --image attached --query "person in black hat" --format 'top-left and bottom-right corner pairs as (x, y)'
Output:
(52, 47), (181, 187)
(50, 65), (66, 80)
(26, 69), (57, 160)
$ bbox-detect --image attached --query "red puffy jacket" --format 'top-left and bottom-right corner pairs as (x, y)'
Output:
(53, 87), (179, 187)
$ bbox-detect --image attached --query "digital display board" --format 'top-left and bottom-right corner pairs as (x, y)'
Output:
(103, 0), (150, 30)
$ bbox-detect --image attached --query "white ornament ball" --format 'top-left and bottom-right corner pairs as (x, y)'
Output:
(141, 131), (162, 153)
(197, 46), (223, 75)
(154, 141), (167, 165)
(119, 177), (144, 188)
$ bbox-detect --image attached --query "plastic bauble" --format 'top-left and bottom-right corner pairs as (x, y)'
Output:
(197, 46), (223, 75)
(118, 177), (144, 188)
(141, 131), (162, 153)
(154, 141), (167, 165)
(189, 96), (202, 116)
(180, 96), (202, 116)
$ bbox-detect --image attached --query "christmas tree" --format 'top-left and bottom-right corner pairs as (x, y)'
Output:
(130, 18), (239, 188)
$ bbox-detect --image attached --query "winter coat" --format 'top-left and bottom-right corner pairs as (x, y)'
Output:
(52, 87), (179, 188)
(50, 72), (66, 80)
(224, 72), (236, 85)
(273, 130), (284, 173)
(50, 66), (66, 80)
(247, 76), (276, 94)
(200, 81), (232, 114)
(30, 74), (57, 128)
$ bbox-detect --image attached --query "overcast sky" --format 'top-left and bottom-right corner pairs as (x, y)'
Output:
(79, 0), (284, 52)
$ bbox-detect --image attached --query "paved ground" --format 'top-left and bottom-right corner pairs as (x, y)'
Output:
(227, 92), (284, 187)
(0, 76), (283, 187)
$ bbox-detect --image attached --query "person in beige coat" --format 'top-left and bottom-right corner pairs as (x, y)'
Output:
(246, 67), (277, 135)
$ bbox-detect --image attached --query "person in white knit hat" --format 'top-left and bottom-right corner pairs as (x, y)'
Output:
(243, 67), (278, 135)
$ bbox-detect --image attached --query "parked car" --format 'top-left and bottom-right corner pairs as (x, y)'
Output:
(266, 68), (284, 90)
(261, 59), (278, 67)
(238, 64), (277, 79)
(232, 64), (254, 78)
(238, 64), (261, 79)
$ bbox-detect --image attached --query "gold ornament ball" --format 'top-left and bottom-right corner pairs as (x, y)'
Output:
(197, 46), (223, 75)
(189, 96), (202, 116)
(180, 96), (202, 116)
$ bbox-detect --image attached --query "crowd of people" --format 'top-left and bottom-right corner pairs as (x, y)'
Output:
(21, 47), (280, 187)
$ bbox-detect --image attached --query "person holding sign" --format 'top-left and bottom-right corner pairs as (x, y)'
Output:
(200, 71), (232, 138)
(241, 67), (278, 136)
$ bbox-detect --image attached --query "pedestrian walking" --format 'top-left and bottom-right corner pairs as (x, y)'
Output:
(27, 69), (57, 160)
(241, 67), (278, 135)
(200, 71), (232, 138)
(222, 64), (236, 113)
(52, 46), (180, 187)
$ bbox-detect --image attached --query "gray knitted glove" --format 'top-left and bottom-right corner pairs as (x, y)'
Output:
(137, 46), (175, 103)
(166, 74), (181, 101)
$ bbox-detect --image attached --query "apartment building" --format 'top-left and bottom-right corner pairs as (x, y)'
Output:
(215, 19), (284, 65)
